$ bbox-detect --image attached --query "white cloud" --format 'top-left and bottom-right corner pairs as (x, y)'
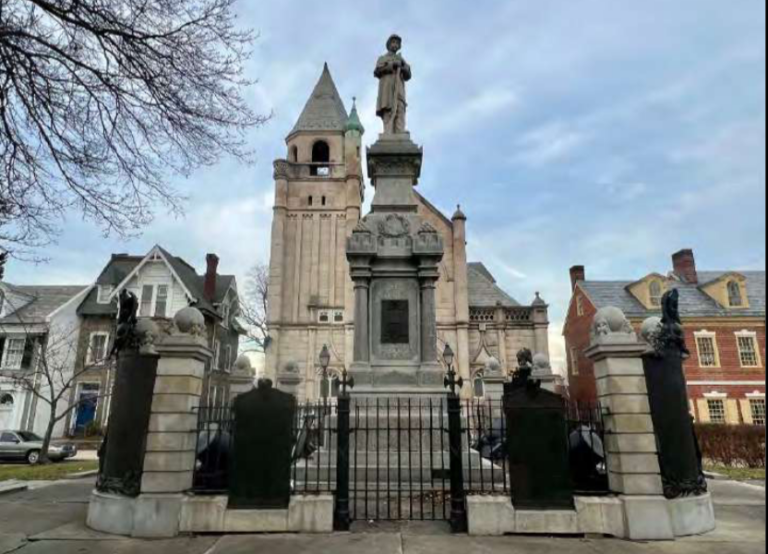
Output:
(511, 122), (587, 167)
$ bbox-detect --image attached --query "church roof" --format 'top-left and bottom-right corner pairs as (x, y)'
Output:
(289, 64), (349, 137)
(467, 263), (521, 308)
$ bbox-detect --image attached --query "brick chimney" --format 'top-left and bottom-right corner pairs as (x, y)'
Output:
(570, 265), (586, 291)
(672, 249), (698, 284)
(204, 254), (220, 301)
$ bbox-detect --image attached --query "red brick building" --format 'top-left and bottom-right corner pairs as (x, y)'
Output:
(564, 249), (766, 426)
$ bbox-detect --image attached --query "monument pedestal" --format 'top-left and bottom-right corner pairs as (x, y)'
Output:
(347, 134), (445, 396)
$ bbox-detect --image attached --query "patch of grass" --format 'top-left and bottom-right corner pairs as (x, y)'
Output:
(705, 465), (766, 482)
(0, 460), (99, 482)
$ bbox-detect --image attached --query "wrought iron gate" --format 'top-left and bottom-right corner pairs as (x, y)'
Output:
(333, 394), (467, 531)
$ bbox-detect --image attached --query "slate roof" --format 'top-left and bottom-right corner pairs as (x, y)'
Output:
(78, 249), (236, 317)
(467, 263), (521, 308)
(289, 64), (349, 137)
(0, 285), (89, 325)
(577, 270), (766, 319)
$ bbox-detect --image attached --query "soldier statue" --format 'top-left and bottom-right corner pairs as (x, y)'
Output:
(375, 34), (412, 135)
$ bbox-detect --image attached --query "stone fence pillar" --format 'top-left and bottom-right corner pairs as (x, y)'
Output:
(584, 307), (674, 540)
(88, 307), (212, 539)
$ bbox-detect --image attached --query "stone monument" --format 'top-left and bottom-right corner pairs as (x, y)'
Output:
(347, 34), (445, 394)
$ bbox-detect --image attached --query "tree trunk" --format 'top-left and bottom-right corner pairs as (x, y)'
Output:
(39, 403), (58, 465)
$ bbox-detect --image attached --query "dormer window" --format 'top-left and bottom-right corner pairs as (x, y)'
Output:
(649, 281), (663, 308)
(728, 280), (744, 307)
(97, 285), (114, 304)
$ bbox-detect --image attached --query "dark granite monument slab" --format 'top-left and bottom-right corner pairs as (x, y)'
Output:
(97, 352), (159, 498)
(504, 386), (574, 510)
(228, 381), (297, 510)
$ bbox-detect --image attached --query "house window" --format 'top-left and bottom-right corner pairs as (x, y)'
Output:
(695, 333), (719, 368)
(576, 295), (584, 317)
(649, 281), (663, 308)
(140, 285), (154, 317)
(154, 285), (169, 318)
(221, 302), (231, 328)
(97, 285), (113, 304)
(728, 281), (744, 307)
(707, 399), (726, 424)
(2, 338), (26, 370)
(750, 399), (766, 426)
(87, 333), (110, 366)
(736, 334), (761, 368)
(224, 345), (232, 372)
(570, 347), (580, 376)
(213, 341), (221, 371)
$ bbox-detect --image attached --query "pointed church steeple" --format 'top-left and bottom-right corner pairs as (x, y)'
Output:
(289, 63), (349, 138)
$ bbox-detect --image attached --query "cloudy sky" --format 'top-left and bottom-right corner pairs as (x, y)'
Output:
(9, 1), (766, 370)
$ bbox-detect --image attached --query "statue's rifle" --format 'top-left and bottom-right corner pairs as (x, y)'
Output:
(390, 56), (402, 130)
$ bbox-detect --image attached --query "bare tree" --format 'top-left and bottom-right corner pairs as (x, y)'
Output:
(0, 0), (269, 255)
(8, 323), (112, 464)
(239, 261), (268, 352)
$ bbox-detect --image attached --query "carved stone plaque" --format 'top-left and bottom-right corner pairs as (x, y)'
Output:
(381, 300), (409, 344)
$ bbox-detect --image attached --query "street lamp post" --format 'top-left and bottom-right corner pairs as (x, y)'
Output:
(441, 344), (467, 532)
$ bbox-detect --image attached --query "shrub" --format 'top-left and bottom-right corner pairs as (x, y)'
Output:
(695, 424), (766, 469)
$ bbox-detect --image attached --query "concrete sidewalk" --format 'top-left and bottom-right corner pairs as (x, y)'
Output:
(0, 479), (764, 553)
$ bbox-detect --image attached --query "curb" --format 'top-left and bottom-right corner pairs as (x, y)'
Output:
(0, 481), (29, 496)
(65, 470), (99, 480)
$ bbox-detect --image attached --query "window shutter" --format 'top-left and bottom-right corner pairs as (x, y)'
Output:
(21, 338), (34, 370)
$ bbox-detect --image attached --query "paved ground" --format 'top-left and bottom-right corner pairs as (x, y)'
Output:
(0, 478), (764, 553)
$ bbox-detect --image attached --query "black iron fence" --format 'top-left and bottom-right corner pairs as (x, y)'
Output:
(193, 401), (338, 496)
(192, 394), (607, 528)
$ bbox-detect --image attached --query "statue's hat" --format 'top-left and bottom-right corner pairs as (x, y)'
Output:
(387, 34), (403, 48)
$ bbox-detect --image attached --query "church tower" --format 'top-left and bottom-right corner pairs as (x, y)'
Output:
(265, 65), (365, 399)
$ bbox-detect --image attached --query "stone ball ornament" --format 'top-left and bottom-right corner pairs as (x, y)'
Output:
(134, 318), (160, 355)
(640, 316), (663, 345)
(532, 353), (552, 374)
(174, 306), (206, 336)
(484, 356), (502, 375)
(590, 306), (636, 343)
(234, 354), (254, 375)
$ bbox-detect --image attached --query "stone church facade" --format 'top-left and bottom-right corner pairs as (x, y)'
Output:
(265, 65), (550, 400)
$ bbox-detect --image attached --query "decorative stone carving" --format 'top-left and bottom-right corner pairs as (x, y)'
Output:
(367, 157), (423, 179)
(273, 159), (296, 180)
(174, 307), (206, 337)
(590, 306), (636, 344)
(135, 318), (159, 356)
(485, 356), (502, 376)
(378, 214), (411, 238)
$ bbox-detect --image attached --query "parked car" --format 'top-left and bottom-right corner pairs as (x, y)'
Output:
(0, 430), (78, 464)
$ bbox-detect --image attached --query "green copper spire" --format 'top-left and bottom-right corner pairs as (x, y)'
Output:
(345, 97), (365, 134)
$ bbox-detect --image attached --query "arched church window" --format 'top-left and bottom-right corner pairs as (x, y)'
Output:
(308, 196), (314, 207)
(728, 281), (744, 307)
(311, 141), (331, 177)
(473, 373), (485, 399)
(0, 393), (13, 407)
(290, 145), (299, 162)
(649, 281), (663, 307)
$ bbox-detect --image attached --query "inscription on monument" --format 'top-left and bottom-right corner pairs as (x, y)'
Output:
(381, 300), (409, 344)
